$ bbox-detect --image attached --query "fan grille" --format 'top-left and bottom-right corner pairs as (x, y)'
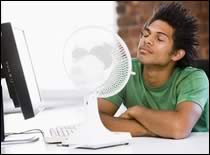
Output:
(97, 38), (131, 98)
(63, 26), (132, 98)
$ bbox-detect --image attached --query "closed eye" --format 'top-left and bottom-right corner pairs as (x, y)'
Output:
(140, 30), (150, 38)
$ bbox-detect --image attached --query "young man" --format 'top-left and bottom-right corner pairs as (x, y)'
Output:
(98, 2), (209, 139)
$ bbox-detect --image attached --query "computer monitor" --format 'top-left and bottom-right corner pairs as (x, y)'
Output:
(1, 22), (43, 142)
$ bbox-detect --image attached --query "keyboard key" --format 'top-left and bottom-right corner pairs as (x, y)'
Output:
(44, 125), (80, 144)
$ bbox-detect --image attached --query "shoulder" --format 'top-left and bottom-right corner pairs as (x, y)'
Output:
(175, 66), (209, 111)
(175, 66), (209, 89)
(177, 66), (208, 81)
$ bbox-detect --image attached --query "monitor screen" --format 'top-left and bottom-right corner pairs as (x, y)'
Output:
(1, 22), (44, 141)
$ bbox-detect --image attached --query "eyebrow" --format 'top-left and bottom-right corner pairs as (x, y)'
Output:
(144, 27), (169, 39)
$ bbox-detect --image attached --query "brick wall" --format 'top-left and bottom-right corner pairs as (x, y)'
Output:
(116, 1), (209, 59)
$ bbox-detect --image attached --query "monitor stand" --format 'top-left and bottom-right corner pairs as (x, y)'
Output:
(1, 69), (39, 144)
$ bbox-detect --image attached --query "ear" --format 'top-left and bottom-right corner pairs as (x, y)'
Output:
(171, 49), (185, 61)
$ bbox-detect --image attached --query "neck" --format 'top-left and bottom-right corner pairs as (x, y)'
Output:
(143, 64), (175, 88)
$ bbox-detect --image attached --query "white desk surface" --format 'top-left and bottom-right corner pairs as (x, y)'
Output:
(1, 101), (209, 154)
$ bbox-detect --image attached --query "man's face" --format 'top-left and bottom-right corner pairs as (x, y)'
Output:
(137, 20), (175, 66)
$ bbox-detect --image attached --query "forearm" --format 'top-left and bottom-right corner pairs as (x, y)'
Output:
(99, 112), (156, 137)
(130, 107), (185, 138)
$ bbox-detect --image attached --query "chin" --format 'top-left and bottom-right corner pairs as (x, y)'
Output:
(137, 58), (157, 66)
(137, 56), (149, 64)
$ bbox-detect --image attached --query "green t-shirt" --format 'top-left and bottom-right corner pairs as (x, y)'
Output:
(104, 58), (209, 132)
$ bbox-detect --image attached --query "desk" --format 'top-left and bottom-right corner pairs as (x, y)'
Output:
(1, 102), (209, 154)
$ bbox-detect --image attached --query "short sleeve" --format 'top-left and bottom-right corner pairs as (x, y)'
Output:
(176, 70), (209, 110)
(102, 87), (126, 107)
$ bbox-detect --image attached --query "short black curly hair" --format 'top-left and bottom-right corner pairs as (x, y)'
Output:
(146, 2), (199, 68)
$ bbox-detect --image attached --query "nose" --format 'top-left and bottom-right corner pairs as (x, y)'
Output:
(137, 35), (153, 50)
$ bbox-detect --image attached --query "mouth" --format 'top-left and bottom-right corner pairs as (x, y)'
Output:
(139, 47), (153, 54)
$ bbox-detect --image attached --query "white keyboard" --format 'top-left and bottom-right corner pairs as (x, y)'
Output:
(43, 125), (79, 144)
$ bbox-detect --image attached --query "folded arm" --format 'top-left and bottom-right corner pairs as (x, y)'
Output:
(98, 98), (156, 137)
(120, 101), (202, 139)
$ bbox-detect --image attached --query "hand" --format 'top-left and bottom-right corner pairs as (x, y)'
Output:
(120, 106), (145, 119)
(119, 111), (133, 119)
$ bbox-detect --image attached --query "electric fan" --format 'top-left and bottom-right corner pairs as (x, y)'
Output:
(63, 26), (134, 149)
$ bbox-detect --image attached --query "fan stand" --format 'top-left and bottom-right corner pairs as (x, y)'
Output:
(63, 93), (132, 149)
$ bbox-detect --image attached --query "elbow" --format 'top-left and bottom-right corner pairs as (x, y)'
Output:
(171, 123), (191, 139)
(172, 131), (189, 139)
